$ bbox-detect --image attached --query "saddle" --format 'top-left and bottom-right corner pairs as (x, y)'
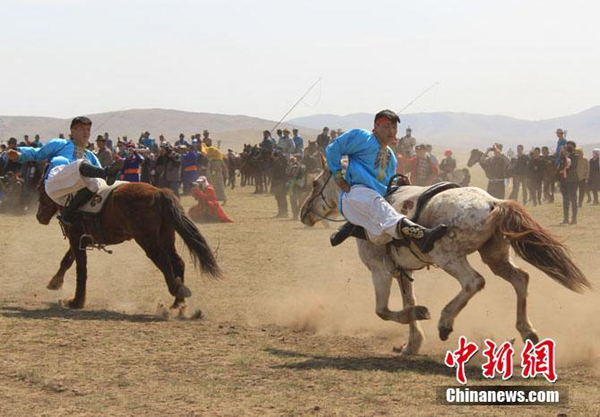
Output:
(58, 181), (126, 248)
(330, 181), (461, 246)
(77, 181), (126, 214)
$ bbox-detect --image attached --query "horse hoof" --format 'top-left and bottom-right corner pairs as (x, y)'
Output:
(60, 299), (84, 309)
(439, 326), (453, 341)
(392, 345), (411, 356)
(413, 306), (431, 321)
(392, 345), (406, 354)
(176, 285), (192, 299)
(47, 277), (64, 290)
(524, 332), (539, 344)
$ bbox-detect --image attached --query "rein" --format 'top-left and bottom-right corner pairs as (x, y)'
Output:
(305, 172), (346, 223)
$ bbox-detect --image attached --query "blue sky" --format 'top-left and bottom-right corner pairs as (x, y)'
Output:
(1, 0), (598, 121)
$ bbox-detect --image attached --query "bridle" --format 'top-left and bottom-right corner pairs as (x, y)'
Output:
(303, 171), (346, 223)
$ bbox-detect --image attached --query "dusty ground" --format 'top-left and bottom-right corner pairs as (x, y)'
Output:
(1, 165), (599, 416)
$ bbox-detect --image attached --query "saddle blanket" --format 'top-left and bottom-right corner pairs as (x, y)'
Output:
(79, 181), (127, 214)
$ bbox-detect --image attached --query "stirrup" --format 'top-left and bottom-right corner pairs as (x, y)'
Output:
(57, 214), (73, 228)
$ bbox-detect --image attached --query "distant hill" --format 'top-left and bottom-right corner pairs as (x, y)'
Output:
(289, 107), (600, 150)
(2, 107), (598, 152)
(0, 109), (318, 151)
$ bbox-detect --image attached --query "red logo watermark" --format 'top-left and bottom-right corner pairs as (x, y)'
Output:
(445, 337), (557, 385)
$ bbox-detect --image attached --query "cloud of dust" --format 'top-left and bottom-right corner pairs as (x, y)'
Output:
(269, 229), (600, 367)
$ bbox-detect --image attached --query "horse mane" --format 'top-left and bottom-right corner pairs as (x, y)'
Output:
(37, 163), (50, 191)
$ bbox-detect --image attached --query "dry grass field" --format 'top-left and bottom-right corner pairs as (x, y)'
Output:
(1, 162), (599, 416)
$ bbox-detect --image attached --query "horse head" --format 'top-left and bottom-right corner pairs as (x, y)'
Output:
(36, 170), (59, 225)
(299, 152), (339, 226)
(467, 149), (484, 167)
(459, 168), (471, 187)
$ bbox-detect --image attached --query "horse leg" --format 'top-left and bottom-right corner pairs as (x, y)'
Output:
(371, 268), (430, 325)
(47, 249), (75, 290)
(62, 236), (88, 309)
(392, 272), (426, 355)
(169, 249), (190, 309)
(134, 236), (190, 308)
(437, 257), (486, 341)
(479, 239), (539, 344)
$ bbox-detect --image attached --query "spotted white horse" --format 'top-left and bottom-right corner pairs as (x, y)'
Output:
(300, 154), (591, 355)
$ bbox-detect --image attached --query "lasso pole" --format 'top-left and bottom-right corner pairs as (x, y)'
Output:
(271, 77), (322, 133)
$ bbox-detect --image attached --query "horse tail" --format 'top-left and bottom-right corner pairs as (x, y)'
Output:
(159, 189), (222, 278)
(492, 200), (590, 293)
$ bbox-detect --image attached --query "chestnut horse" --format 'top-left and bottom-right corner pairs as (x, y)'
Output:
(37, 181), (221, 310)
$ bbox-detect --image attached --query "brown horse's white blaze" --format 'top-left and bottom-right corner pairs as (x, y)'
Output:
(301, 162), (591, 355)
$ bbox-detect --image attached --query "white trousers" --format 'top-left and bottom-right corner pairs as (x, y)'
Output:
(341, 185), (405, 245)
(45, 160), (102, 206)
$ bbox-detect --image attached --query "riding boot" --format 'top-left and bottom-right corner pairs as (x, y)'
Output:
(58, 187), (96, 227)
(79, 160), (124, 186)
(330, 222), (367, 247)
(397, 217), (448, 254)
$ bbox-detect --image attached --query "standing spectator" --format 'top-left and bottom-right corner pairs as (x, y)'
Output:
(271, 149), (289, 217)
(541, 146), (555, 203)
(140, 150), (156, 184)
(559, 142), (579, 225)
(425, 144), (439, 166)
(139, 131), (156, 149)
(509, 144), (530, 204)
(32, 134), (44, 148)
(526, 147), (544, 206)
(206, 146), (228, 203)
(554, 128), (567, 165)
(399, 127), (416, 157)
(277, 129), (295, 156)
(197, 150), (208, 177)
(0, 138), (21, 176)
(181, 145), (199, 195)
(115, 141), (128, 159)
(175, 133), (189, 147)
(260, 130), (275, 152)
(202, 130), (213, 148)
(316, 127), (331, 152)
(479, 143), (510, 199)
(104, 132), (114, 151)
(95, 135), (114, 168)
(155, 143), (182, 196)
(407, 144), (438, 186)
(121, 145), (144, 182)
(588, 149), (600, 205)
(575, 148), (589, 207)
(439, 150), (456, 181)
(292, 128), (304, 157)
